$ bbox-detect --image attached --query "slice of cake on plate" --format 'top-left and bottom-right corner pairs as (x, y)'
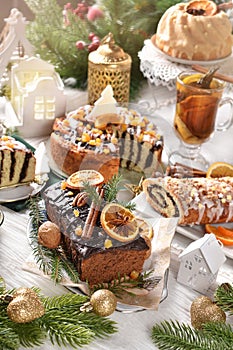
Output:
(0, 135), (36, 188)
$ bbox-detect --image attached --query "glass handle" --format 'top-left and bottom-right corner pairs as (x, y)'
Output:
(216, 97), (233, 131)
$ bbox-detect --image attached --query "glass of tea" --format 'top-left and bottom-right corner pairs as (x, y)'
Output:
(169, 70), (233, 171)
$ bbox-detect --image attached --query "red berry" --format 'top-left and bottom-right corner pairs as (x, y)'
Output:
(91, 35), (100, 43)
(88, 32), (96, 41)
(88, 42), (99, 52)
(75, 40), (86, 50)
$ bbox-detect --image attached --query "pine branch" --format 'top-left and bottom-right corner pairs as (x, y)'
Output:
(151, 320), (225, 350)
(0, 324), (20, 350)
(40, 293), (117, 347)
(202, 322), (233, 348)
(215, 283), (233, 315)
(11, 322), (46, 348)
(103, 174), (123, 203)
(0, 288), (118, 350)
(27, 195), (80, 284)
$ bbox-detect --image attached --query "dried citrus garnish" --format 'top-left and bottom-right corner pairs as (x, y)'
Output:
(94, 113), (125, 129)
(185, 0), (218, 16)
(135, 218), (154, 240)
(205, 224), (233, 246)
(100, 203), (139, 243)
(206, 162), (233, 178)
(66, 170), (104, 189)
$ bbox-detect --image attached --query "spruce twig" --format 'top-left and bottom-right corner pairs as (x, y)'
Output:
(215, 283), (233, 315)
(27, 195), (80, 284)
(0, 285), (117, 350)
(103, 174), (123, 203)
(151, 282), (233, 350)
(151, 320), (226, 350)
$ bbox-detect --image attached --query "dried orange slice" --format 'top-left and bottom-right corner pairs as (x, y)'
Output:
(66, 170), (104, 189)
(186, 0), (218, 16)
(100, 203), (139, 242)
(94, 113), (125, 129)
(206, 162), (233, 178)
(205, 224), (233, 246)
(135, 218), (154, 240)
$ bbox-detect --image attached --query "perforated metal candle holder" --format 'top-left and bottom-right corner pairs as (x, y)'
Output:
(88, 33), (132, 105)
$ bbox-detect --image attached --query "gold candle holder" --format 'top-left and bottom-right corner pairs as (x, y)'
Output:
(88, 33), (132, 105)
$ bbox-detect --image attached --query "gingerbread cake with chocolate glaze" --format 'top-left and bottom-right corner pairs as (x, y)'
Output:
(43, 179), (151, 286)
(50, 105), (163, 182)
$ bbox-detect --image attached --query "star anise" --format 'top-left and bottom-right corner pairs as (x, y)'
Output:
(111, 212), (135, 237)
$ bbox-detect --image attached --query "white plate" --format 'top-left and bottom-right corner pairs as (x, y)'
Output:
(151, 34), (232, 66)
(45, 139), (67, 179)
(176, 224), (233, 260)
(0, 175), (48, 203)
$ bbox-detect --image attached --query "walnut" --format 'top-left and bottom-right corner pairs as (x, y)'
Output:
(72, 192), (88, 207)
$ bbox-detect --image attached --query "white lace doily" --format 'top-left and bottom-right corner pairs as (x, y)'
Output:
(138, 38), (233, 103)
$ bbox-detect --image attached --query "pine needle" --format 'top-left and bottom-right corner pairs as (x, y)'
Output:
(103, 174), (123, 203)
(0, 285), (117, 349)
(215, 283), (233, 315)
(151, 320), (225, 350)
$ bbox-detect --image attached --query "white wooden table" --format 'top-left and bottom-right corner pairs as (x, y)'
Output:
(0, 84), (233, 349)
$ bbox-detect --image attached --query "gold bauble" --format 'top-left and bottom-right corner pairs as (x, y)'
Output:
(88, 32), (132, 105)
(90, 289), (117, 317)
(190, 295), (226, 329)
(7, 287), (45, 323)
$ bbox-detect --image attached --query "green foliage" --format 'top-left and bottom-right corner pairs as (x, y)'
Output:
(0, 285), (117, 350)
(215, 283), (233, 315)
(151, 282), (233, 350)
(24, 0), (181, 94)
(27, 195), (80, 284)
(103, 174), (123, 202)
(151, 320), (232, 350)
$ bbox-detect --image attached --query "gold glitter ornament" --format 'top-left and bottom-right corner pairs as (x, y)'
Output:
(88, 32), (132, 105)
(90, 289), (117, 317)
(190, 295), (226, 329)
(7, 287), (45, 323)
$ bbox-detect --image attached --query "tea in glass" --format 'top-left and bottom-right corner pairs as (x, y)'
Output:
(174, 72), (225, 145)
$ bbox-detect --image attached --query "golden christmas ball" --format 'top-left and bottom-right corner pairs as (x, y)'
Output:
(90, 289), (117, 317)
(190, 295), (226, 329)
(7, 287), (45, 323)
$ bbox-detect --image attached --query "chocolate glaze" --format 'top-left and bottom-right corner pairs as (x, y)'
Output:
(43, 182), (149, 259)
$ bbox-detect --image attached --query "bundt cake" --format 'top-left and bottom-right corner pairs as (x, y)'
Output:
(155, 0), (233, 61)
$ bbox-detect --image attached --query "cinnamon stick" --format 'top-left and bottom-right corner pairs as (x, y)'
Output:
(166, 163), (206, 178)
(192, 65), (233, 85)
(81, 187), (104, 239)
(85, 188), (104, 239)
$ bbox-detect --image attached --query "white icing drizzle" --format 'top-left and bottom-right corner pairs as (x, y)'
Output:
(164, 176), (233, 224)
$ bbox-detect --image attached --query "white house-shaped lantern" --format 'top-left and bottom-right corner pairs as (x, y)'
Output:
(177, 233), (226, 293)
(0, 8), (34, 79)
(11, 56), (66, 137)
